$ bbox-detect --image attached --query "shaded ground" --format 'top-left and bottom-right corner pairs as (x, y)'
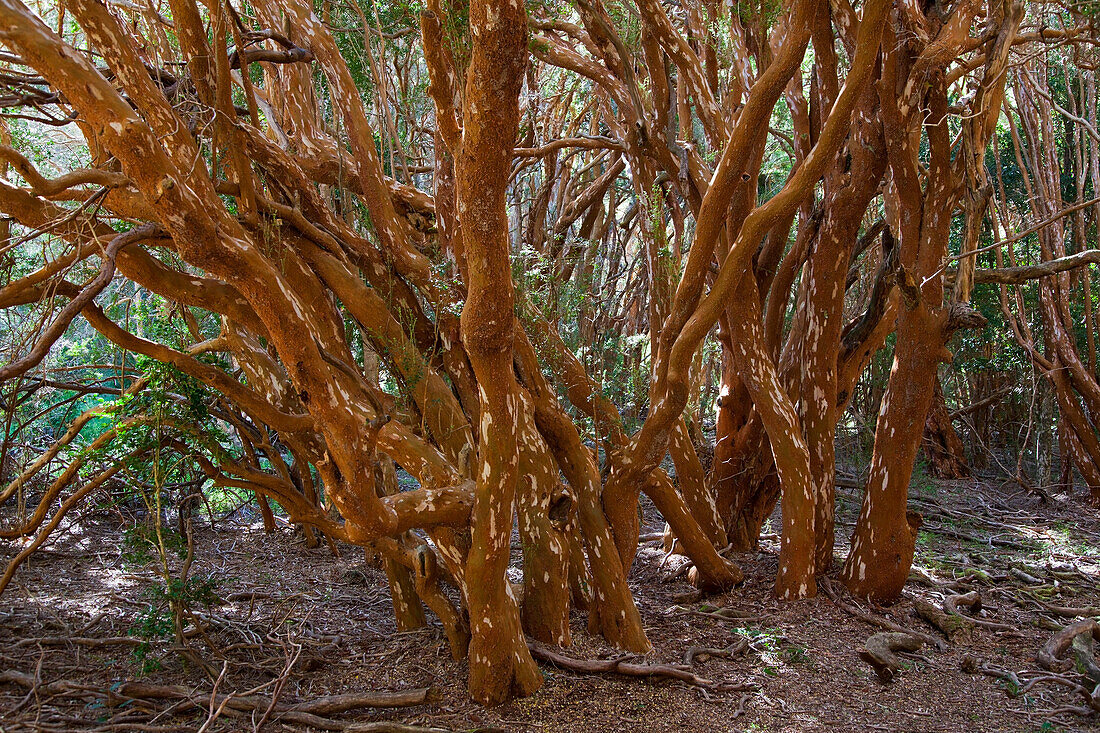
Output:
(1, 472), (1098, 732)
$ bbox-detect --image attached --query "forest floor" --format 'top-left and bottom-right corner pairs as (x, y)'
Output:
(1, 469), (1099, 732)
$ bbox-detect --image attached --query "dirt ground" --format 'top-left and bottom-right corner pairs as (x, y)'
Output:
(1, 472), (1098, 733)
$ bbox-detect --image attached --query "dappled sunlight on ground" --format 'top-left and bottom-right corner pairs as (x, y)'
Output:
(0, 474), (1097, 731)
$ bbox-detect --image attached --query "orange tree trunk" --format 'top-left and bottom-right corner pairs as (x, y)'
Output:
(841, 66), (952, 602)
(841, 304), (941, 601)
(797, 83), (887, 573)
(457, 0), (541, 704)
(842, 0), (1021, 597)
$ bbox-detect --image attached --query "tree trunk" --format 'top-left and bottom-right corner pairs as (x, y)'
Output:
(922, 378), (970, 479)
(457, 0), (541, 704)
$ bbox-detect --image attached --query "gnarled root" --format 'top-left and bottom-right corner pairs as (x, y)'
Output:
(944, 591), (1016, 632)
(913, 597), (973, 643)
(683, 638), (749, 666)
(527, 640), (755, 693)
(1038, 619), (1100, 675)
(857, 632), (925, 682)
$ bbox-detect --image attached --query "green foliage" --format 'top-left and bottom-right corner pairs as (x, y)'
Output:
(780, 644), (810, 664)
(122, 525), (187, 566)
(128, 574), (220, 675)
(996, 676), (1021, 697)
(123, 496), (219, 675)
(513, 237), (653, 434)
(129, 607), (173, 675)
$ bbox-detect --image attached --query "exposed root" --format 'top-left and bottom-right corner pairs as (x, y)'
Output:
(682, 638), (750, 666)
(343, 725), (462, 732)
(981, 642), (1100, 719)
(976, 662), (1024, 691)
(527, 640), (756, 693)
(10, 636), (147, 649)
(665, 604), (768, 624)
(0, 670), (437, 730)
(820, 577), (946, 650)
(912, 596), (974, 643)
(1009, 567), (1044, 585)
(1026, 595), (1100, 619)
(857, 632), (925, 682)
(1038, 619), (1100, 674)
(943, 591), (1017, 632)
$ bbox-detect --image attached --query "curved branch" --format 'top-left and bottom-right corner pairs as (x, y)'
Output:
(0, 223), (161, 383)
(0, 144), (129, 195)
